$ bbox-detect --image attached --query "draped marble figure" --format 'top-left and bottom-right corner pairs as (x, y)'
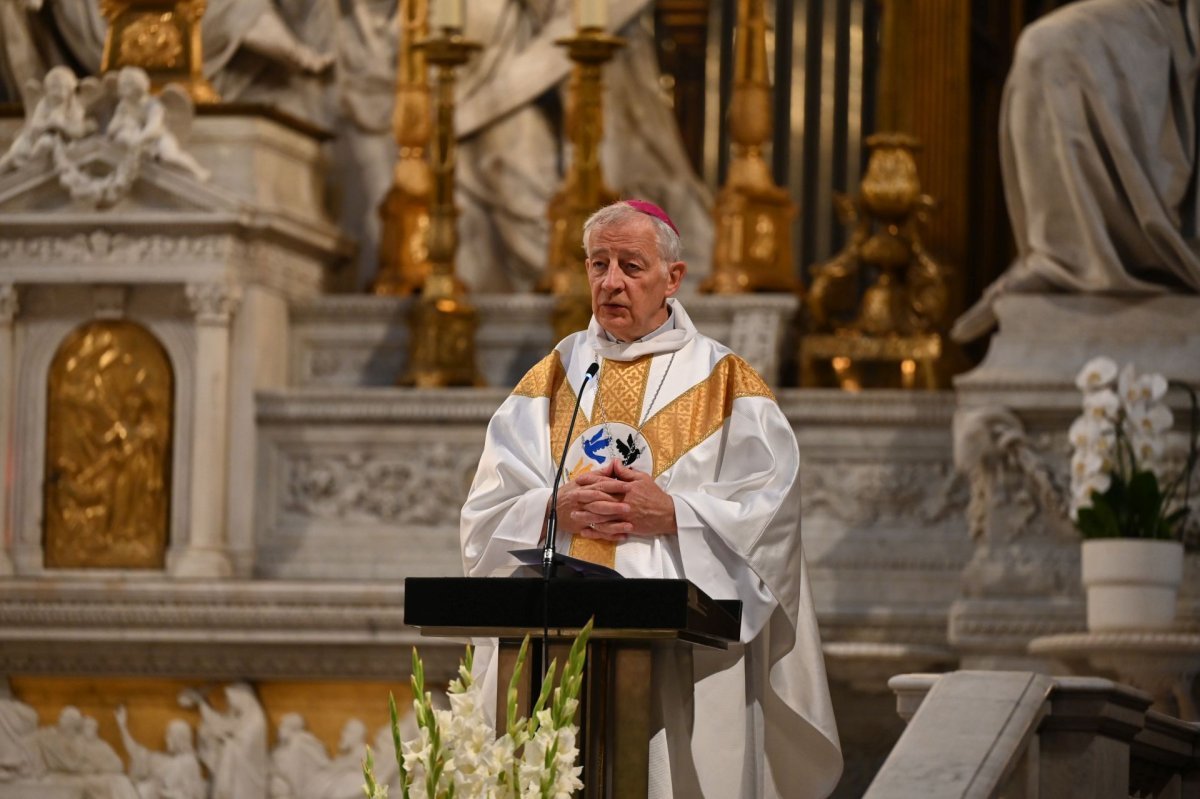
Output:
(456, 0), (713, 293)
(181, 683), (269, 799)
(953, 0), (1200, 341)
(115, 705), (208, 799)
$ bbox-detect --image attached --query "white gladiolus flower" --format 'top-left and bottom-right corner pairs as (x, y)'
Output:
(1076, 356), (1119, 392)
(1083, 389), (1120, 422)
(386, 634), (591, 799)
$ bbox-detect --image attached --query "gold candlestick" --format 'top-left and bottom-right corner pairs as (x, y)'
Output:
(542, 28), (624, 340)
(401, 30), (482, 387)
(100, 0), (219, 103)
(703, 0), (795, 293)
(375, 0), (434, 296)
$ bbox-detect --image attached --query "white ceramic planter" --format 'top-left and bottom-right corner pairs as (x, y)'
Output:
(1081, 539), (1185, 631)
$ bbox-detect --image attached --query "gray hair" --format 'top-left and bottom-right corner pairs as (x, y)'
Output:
(582, 202), (683, 266)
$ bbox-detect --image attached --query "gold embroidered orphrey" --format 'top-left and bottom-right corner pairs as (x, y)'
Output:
(512, 351), (775, 567)
(44, 320), (174, 569)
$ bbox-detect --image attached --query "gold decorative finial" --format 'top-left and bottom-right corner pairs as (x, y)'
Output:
(401, 27), (482, 387)
(703, 0), (795, 293)
(801, 132), (953, 390)
(541, 26), (624, 340)
(100, 0), (219, 103)
(375, 0), (434, 296)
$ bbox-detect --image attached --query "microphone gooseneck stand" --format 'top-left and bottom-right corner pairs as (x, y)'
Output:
(540, 361), (599, 684)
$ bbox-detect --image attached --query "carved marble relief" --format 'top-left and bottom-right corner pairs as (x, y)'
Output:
(0, 678), (415, 799)
(44, 320), (173, 569)
(283, 444), (479, 526)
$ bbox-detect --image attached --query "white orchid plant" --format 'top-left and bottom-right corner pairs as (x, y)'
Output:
(1069, 356), (1198, 540)
(362, 619), (592, 799)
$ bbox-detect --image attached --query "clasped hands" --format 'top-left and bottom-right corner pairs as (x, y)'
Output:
(556, 460), (677, 542)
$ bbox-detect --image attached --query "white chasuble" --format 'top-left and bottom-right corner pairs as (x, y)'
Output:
(460, 300), (843, 798)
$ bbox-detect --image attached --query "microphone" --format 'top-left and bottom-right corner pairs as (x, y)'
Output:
(543, 361), (600, 575)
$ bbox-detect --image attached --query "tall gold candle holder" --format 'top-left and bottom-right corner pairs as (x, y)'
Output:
(703, 0), (795, 293)
(100, 0), (219, 103)
(542, 27), (624, 340)
(375, 0), (434, 296)
(401, 28), (482, 387)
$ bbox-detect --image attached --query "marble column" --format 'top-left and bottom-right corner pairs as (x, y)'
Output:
(0, 285), (16, 576)
(173, 282), (241, 579)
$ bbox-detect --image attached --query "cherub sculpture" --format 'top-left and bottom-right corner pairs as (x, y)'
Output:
(105, 67), (210, 182)
(0, 66), (101, 172)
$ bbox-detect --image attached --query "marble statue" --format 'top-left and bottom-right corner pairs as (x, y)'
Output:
(24, 706), (140, 799)
(181, 683), (269, 799)
(0, 65), (97, 172)
(268, 714), (401, 799)
(80, 715), (126, 775)
(306, 719), (371, 799)
(0, 0), (65, 105)
(268, 713), (329, 799)
(105, 67), (210, 182)
(115, 705), (208, 799)
(0, 687), (42, 781)
(952, 0), (1200, 341)
(454, 0), (713, 293)
(1, 0), (710, 290)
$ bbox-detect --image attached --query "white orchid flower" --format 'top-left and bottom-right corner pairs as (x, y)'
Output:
(1118, 363), (1168, 408)
(1068, 415), (1115, 453)
(1083, 389), (1120, 422)
(1126, 402), (1173, 437)
(1076, 356), (1118, 391)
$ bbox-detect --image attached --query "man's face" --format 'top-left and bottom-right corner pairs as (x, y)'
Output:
(586, 217), (684, 342)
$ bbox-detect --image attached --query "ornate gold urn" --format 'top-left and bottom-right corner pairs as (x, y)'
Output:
(801, 133), (952, 389)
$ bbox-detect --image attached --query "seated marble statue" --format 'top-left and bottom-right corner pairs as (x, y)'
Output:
(952, 0), (1200, 342)
(115, 705), (207, 799)
(105, 67), (210, 182)
(0, 65), (96, 172)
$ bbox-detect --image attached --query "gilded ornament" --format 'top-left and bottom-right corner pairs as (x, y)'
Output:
(101, 0), (219, 103)
(703, 0), (796, 294)
(375, 0), (435, 296)
(119, 13), (184, 69)
(44, 320), (173, 569)
(541, 28), (624, 340)
(400, 29), (483, 387)
(801, 133), (953, 390)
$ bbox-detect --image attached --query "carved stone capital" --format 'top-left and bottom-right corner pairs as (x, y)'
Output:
(185, 282), (242, 325)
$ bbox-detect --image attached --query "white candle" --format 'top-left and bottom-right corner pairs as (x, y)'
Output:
(577, 0), (606, 29)
(430, 0), (464, 30)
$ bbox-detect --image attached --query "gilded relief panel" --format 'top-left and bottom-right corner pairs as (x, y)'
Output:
(44, 321), (174, 569)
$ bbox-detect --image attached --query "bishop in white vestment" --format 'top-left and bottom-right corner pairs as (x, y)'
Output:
(461, 201), (842, 798)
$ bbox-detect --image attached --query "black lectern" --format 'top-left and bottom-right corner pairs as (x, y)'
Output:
(404, 577), (741, 798)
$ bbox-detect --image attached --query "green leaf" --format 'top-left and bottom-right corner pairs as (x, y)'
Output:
(1076, 506), (1107, 539)
(1089, 494), (1123, 538)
